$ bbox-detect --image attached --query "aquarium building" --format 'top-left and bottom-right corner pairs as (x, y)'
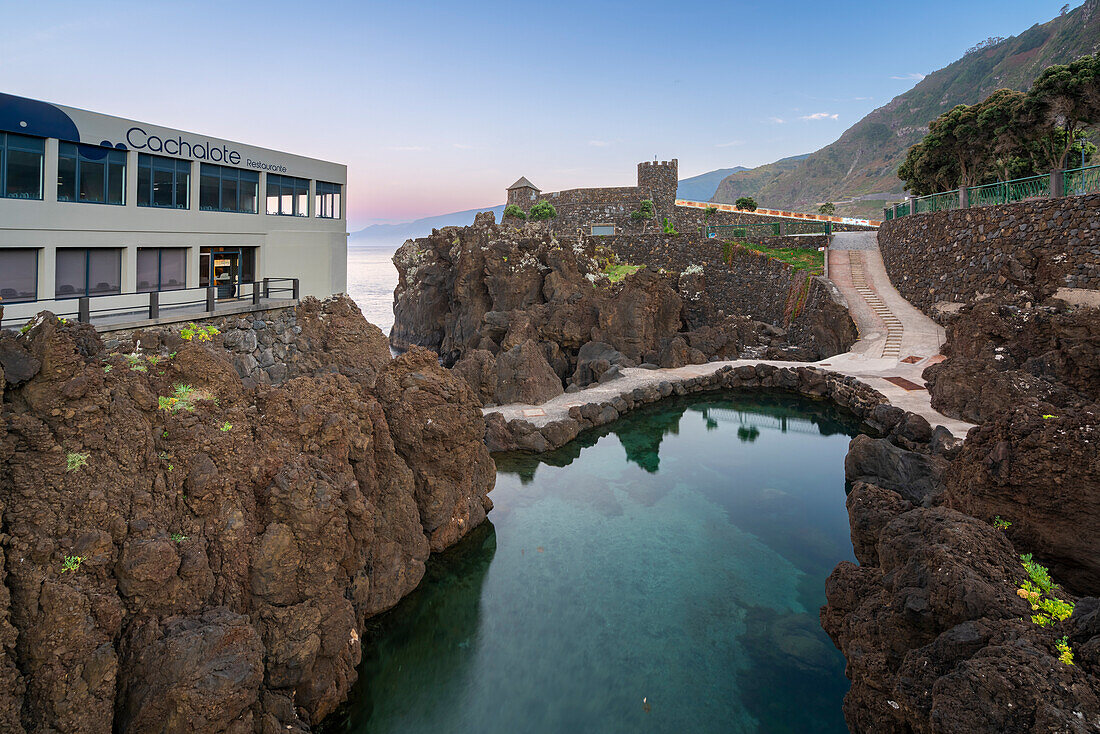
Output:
(0, 92), (347, 327)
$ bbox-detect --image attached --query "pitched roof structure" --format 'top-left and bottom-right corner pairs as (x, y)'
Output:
(507, 176), (540, 191)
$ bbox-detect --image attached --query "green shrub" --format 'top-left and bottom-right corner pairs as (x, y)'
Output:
(1056, 636), (1075, 665)
(631, 199), (656, 223)
(159, 384), (197, 413)
(661, 217), (678, 235)
(529, 201), (557, 221)
(818, 202), (836, 215)
(180, 322), (219, 342)
(734, 196), (758, 211)
(1017, 553), (1075, 626)
(66, 451), (89, 472)
(993, 516), (1011, 530)
(503, 203), (527, 221)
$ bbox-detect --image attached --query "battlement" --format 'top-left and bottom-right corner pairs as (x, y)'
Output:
(638, 159), (678, 169)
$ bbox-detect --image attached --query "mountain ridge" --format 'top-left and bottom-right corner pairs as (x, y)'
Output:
(712, 0), (1100, 218)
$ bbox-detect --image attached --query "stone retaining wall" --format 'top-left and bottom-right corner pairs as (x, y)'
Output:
(879, 192), (1100, 318)
(484, 363), (898, 453)
(105, 306), (306, 387)
(592, 232), (832, 326)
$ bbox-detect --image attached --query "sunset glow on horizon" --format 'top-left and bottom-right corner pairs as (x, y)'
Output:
(1, 0), (1079, 229)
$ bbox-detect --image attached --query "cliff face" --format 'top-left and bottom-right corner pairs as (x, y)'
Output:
(390, 215), (853, 406)
(0, 297), (493, 733)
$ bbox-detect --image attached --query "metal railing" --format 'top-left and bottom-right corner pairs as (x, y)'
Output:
(1063, 164), (1100, 196)
(968, 173), (1050, 208)
(913, 190), (960, 214)
(887, 163), (1099, 220)
(1, 277), (299, 330)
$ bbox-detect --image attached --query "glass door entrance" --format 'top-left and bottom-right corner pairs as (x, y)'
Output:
(212, 252), (238, 298)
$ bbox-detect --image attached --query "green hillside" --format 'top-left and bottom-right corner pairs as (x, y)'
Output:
(713, 0), (1100, 219)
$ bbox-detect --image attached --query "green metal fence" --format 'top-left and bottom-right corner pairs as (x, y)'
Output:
(896, 202), (910, 218)
(967, 174), (1050, 208)
(884, 208), (894, 221)
(913, 190), (960, 214)
(1063, 164), (1100, 196)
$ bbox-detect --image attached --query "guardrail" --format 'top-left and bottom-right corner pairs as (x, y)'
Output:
(886, 164), (1100, 220)
(1, 277), (299, 331)
(677, 199), (881, 227)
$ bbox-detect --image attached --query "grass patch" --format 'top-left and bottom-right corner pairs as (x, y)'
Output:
(732, 240), (824, 274)
(603, 263), (643, 283)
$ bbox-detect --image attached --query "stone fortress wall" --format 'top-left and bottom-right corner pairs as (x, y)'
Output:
(506, 160), (680, 234)
(505, 157), (876, 236)
(878, 191), (1100, 319)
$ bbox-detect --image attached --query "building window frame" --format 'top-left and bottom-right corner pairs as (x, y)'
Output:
(0, 132), (45, 200)
(266, 174), (310, 217)
(0, 248), (39, 303)
(57, 142), (127, 205)
(136, 247), (188, 292)
(137, 154), (191, 209)
(315, 180), (342, 219)
(199, 163), (259, 213)
(54, 247), (123, 299)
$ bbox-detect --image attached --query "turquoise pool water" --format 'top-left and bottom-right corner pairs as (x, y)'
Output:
(331, 393), (863, 733)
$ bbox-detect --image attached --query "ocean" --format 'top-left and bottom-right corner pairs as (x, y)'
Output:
(346, 245), (400, 335)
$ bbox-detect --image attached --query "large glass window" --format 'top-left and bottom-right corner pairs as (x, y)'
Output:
(198, 163), (258, 213)
(138, 154), (190, 209)
(137, 248), (187, 292)
(315, 180), (341, 219)
(1, 133), (45, 200)
(55, 248), (122, 298)
(0, 249), (38, 302)
(266, 174), (309, 216)
(57, 143), (126, 205)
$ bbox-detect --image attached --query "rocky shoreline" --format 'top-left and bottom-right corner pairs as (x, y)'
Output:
(0, 297), (493, 733)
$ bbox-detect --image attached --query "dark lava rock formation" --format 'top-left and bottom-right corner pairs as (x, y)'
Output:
(0, 297), (493, 733)
(822, 294), (1100, 732)
(390, 215), (852, 405)
(924, 297), (1100, 424)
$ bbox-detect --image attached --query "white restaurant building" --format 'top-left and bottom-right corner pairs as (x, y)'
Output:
(0, 92), (347, 326)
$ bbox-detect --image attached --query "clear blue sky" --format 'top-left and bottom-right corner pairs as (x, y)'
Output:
(0, 0), (1079, 228)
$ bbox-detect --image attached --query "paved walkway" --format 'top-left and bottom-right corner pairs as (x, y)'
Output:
(487, 232), (974, 438)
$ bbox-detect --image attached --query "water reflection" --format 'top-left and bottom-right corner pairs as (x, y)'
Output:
(332, 392), (864, 734)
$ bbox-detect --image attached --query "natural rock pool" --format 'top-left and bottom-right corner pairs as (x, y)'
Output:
(330, 393), (866, 733)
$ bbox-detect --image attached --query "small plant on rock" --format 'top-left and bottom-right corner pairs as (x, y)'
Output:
(170, 533), (189, 543)
(1056, 636), (1075, 665)
(503, 203), (527, 221)
(993, 516), (1011, 530)
(180, 322), (219, 342)
(126, 353), (148, 372)
(19, 322), (32, 336)
(1017, 553), (1075, 627)
(220, 422), (232, 432)
(66, 451), (89, 472)
(661, 217), (678, 235)
(103, 364), (112, 373)
(159, 384), (197, 413)
(61, 555), (85, 573)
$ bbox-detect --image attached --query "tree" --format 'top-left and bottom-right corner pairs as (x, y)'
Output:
(529, 200), (557, 221)
(1025, 55), (1100, 169)
(503, 203), (527, 221)
(899, 102), (994, 193)
(976, 88), (1033, 180)
(631, 199), (656, 232)
(734, 196), (757, 211)
(818, 202), (836, 215)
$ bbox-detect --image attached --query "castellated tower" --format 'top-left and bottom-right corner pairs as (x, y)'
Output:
(637, 159), (678, 220)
